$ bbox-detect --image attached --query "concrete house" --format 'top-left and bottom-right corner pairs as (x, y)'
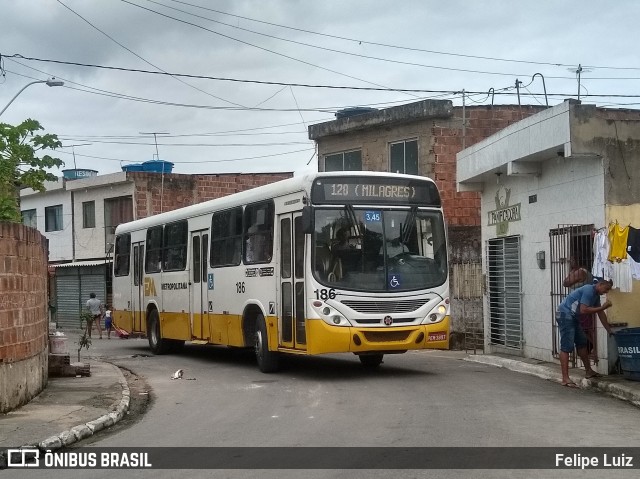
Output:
(20, 169), (292, 328)
(457, 99), (640, 374)
(308, 100), (546, 340)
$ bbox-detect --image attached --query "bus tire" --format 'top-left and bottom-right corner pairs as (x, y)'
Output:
(148, 309), (171, 355)
(255, 313), (279, 373)
(359, 354), (384, 368)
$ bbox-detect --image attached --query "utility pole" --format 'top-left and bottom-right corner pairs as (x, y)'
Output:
(140, 131), (169, 213)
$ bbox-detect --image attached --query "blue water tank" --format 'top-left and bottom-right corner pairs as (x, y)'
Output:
(62, 169), (98, 180)
(142, 160), (174, 173)
(121, 163), (144, 172)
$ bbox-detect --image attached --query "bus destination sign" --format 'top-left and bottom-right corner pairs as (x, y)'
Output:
(311, 176), (441, 206)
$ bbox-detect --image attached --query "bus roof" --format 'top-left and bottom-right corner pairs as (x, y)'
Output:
(115, 171), (438, 235)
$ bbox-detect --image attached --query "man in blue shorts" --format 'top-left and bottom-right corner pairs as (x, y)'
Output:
(556, 279), (613, 387)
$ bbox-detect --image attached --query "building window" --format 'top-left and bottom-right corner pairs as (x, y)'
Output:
(104, 196), (133, 253)
(45, 205), (63, 232)
(210, 207), (243, 267)
(82, 201), (95, 228)
(390, 139), (418, 175)
(324, 150), (362, 171)
(21, 209), (37, 228)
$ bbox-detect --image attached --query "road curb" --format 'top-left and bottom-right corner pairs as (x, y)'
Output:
(35, 360), (131, 451)
(465, 354), (640, 409)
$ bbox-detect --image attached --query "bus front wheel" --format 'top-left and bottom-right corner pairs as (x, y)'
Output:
(359, 354), (384, 368)
(148, 309), (171, 355)
(255, 313), (279, 373)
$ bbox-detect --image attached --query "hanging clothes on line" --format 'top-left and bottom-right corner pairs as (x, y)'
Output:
(611, 260), (633, 292)
(608, 222), (629, 262)
(592, 228), (613, 280)
(628, 255), (640, 281)
(627, 226), (640, 263)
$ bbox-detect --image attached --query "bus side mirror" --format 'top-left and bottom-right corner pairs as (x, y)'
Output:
(301, 206), (314, 234)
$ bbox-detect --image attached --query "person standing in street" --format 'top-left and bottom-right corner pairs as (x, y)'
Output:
(86, 292), (103, 339)
(556, 280), (614, 388)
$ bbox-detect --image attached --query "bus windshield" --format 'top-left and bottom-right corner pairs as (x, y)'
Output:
(313, 207), (447, 292)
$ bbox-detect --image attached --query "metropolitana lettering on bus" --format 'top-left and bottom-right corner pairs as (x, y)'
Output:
(161, 282), (188, 290)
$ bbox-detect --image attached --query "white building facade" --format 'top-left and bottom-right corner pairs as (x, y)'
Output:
(20, 171), (134, 328)
(457, 100), (640, 374)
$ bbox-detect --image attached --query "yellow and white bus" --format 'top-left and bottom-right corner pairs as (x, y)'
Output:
(112, 171), (450, 372)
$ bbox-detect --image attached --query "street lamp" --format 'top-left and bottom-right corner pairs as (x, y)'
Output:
(0, 78), (65, 117)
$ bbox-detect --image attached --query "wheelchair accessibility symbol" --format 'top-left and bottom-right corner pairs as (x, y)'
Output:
(389, 275), (401, 288)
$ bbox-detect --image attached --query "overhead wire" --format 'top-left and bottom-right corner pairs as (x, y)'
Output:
(138, 0), (534, 79)
(118, 0), (420, 97)
(55, 0), (245, 107)
(52, 147), (315, 164)
(6, 54), (640, 95)
(163, 0), (640, 72)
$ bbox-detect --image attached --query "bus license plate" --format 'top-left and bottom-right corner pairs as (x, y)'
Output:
(428, 332), (447, 341)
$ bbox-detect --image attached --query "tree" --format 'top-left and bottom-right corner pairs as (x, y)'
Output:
(0, 119), (63, 222)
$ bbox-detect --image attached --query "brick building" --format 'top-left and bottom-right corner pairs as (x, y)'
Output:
(20, 169), (292, 328)
(308, 100), (546, 338)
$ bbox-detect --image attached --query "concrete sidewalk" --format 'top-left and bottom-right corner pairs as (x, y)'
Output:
(464, 352), (640, 408)
(0, 359), (130, 452)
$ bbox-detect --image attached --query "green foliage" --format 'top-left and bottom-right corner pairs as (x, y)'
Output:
(79, 310), (93, 328)
(78, 311), (93, 361)
(0, 119), (63, 222)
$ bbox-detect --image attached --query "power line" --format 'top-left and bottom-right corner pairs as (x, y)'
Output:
(52, 147), (315, 164)
(139, 0), (531, 79)
(55, 0), (244, 107)
(59, 139), (312, 147)
(162, 0), (640, 72)
(7, 54), (640, 95)
(118, 0), (418, 97)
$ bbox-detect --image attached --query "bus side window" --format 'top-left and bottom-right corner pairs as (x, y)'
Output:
(244, 201), (274, 264)
(114, 233), (131, 277)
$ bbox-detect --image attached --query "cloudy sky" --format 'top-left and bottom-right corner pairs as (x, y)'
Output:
(1, 0), (639, 177)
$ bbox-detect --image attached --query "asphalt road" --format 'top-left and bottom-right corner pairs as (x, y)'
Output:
(8, 338), (640, 478)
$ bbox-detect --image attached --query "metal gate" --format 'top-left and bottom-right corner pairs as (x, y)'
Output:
(55, 265), (107, 330)
(486, 236), (522, 349)
(549, 224), (594, 365)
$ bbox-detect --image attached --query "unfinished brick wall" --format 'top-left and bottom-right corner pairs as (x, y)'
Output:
(0, 223), (49, 412)
(433, 105), (546, 226)
(130, 172), (293, 218)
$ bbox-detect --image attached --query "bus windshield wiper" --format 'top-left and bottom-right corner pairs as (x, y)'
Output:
(401, 207), (418, 245)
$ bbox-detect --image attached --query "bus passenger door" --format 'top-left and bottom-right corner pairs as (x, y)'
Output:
(277, 213), (306, 349)
(132, 242), (145, 333)
(190, 231), (209, 340)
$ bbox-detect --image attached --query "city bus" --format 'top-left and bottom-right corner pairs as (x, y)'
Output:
(112, 172), (450, 372)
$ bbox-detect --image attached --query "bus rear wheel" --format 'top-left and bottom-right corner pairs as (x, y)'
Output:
(148, 309), (171, 355)
(255, 313), (279, 373)
(359, 354), (384, 368)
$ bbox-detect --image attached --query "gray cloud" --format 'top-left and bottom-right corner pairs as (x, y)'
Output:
(1, 0), (638, 176)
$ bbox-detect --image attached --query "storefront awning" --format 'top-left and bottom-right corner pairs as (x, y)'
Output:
(49, 260), (111, 268)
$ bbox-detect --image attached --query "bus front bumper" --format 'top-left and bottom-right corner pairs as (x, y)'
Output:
(305, 316), (450, 355)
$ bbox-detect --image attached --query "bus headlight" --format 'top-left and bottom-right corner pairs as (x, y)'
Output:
(422, 298), (450, 324)
(309, 300), (351, 327)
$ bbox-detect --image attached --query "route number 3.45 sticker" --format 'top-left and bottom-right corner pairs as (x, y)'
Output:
(314, 288), (336, 300)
